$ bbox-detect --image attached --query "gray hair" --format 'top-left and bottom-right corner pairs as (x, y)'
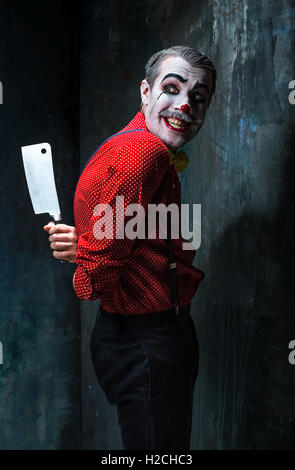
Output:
(144, 45), (217, 105)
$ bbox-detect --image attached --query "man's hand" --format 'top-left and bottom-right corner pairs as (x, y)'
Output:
(43, 221), (78, 263)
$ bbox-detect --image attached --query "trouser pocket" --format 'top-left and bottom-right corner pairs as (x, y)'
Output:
(90, 322), (148, 405)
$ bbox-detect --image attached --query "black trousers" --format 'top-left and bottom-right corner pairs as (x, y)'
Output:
(90, 303), (199, 450)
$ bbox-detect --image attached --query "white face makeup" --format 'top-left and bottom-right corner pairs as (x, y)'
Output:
(140, 56), (213, 152)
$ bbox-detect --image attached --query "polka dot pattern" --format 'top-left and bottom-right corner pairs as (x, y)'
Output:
(73, 111), (204, 315)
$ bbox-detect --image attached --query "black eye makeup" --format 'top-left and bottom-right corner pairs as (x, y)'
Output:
(191, 93), (207, 104)
(163, 83), (178, 94)
(161, 79), (209, 106)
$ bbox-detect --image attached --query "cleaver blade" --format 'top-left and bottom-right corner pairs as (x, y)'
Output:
(21, 142), (62, 222)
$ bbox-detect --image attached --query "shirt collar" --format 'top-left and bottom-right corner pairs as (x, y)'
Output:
(121, 111), (147, 132)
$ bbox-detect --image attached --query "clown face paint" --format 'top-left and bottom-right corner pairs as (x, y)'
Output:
(140, 56), (213, 151)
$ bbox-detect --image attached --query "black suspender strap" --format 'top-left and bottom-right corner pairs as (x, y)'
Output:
(165, 211), (179, 315)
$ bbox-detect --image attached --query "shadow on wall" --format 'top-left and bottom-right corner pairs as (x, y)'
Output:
(193, 125), (295, 449)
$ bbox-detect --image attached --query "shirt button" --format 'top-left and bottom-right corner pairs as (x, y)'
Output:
(172, 183), (176, 189)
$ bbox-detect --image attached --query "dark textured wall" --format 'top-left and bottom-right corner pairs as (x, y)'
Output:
(80, 0), (295, 450)
(0, 1), (81, 449)
(171, 0), (295, 449)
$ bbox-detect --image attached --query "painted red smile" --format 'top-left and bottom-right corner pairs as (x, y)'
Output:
(162, 116), (191, 132)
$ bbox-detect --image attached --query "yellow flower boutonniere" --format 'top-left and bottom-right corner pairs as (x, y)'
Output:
(168, 149), (190, 173)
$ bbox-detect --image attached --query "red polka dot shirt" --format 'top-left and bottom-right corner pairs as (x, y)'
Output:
(73, 111), (204, 315)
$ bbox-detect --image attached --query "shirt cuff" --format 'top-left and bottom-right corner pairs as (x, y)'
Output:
(73, 265), (99, 301)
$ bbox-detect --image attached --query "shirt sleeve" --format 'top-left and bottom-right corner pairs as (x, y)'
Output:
(73, 138), (169, 301)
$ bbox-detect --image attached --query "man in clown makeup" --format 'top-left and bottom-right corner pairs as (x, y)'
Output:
(43, 46), (217, 450)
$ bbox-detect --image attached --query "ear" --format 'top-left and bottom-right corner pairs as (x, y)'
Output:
(140, 79), (150, 106)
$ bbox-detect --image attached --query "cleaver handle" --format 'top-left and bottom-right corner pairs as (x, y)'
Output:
(50, 218), (66, 263)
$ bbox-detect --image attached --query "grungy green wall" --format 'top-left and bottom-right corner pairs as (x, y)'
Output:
(0, 1), (81, 449)
(80, 0), (295, 449)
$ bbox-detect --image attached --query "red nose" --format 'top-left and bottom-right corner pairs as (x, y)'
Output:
(180, 104), (190, 113)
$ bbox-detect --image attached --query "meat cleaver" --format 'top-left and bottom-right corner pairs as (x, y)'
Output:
(21, 142), (62, 223)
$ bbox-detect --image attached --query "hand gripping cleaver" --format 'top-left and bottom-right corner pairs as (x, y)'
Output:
(21, 142), (62, 223)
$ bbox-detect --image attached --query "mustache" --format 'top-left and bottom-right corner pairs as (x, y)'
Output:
(159, 109), (202, 125)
